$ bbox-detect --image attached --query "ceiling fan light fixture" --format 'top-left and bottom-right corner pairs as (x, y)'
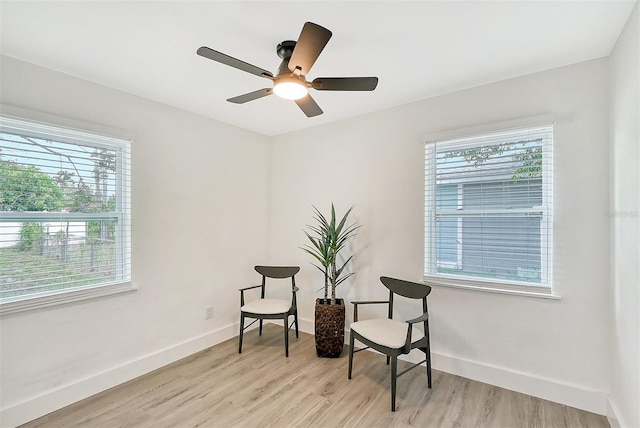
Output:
(197, 21), (378, 117)
(273, 76), (308, 100)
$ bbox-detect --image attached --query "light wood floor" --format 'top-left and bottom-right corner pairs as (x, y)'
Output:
(22, 325), (609, 428)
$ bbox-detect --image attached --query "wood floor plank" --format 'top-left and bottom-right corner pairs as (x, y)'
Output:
(20, 325), (609, 428)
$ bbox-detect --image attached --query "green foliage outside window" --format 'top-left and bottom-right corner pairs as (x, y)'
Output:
(0, 160), (63, 211)
(0, 144), (120, 298)
(17, 222), (45, 252)
(443, 139), (543, 179)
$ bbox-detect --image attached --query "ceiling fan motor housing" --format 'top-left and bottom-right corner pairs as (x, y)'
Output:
(277, 40), (296, 59)
(277, 40), (298, 76)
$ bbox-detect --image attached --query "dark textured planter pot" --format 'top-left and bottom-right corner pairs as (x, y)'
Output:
(315, 298), (345, 358)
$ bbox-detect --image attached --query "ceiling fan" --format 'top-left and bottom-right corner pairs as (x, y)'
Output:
(197, 22), (378, 118)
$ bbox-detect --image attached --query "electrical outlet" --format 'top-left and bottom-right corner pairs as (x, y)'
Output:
(205, 305), (214, 319)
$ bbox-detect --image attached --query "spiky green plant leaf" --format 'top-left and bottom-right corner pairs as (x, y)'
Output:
(301, 203), (360, 304)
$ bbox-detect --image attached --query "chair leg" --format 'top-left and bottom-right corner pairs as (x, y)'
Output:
(420, 347), (432, 389)
(391, 355), (398, 411)
(426, 347), (432, 388)
(386, 356), (390, 365)
(426, 321), (432, 388)
(284, 317), (289, 357)
(348, 332), (355, 379)
(294, 311), (299, 338)
(238, 313), (245, 354)
(259, 319), (263, 336)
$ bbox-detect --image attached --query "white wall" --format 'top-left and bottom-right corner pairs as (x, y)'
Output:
(609, 2), (640, 427)
(1, 46), (632, 424)
(270, 58), (612, 414)
(0, 56), (271, 427)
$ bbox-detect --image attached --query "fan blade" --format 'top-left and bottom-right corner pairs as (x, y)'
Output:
(227, 88), (273, 104)
(197, 46), (273, 79)
(295, 94), (323, 117)
(288, 22), (332, 75)
(312, 77), (378, 91)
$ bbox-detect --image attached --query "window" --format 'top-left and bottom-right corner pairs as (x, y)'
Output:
(424, 122), (553, 295)
(0, 115), (131, 313)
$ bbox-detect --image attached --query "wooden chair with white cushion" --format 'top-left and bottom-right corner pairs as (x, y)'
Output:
(348, 276), (432, 411)
(238, 266), (300, 357)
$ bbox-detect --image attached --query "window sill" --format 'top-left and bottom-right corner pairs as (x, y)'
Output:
(423, 275), (561, 300)
(0, 281), (137, 316)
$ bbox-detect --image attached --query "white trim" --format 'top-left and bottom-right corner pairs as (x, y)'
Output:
(3, 319), (606, 427)
(606, 395), (626, 428)
(0, 212), (121, 221)
(541, 132), (554, 286)
(424, 143), (437, 275)
(423, 275), (560, 299)
(436, 207), (544, 216)
(295, 316), (315, 335)
(0, 110), (132, 312)
(426, 351), (608, 415)
(344, 327), (605, 415)
(423, 114), (556, 143)
(0, 281), (137, 315)
(0, 105), (135, 142)
(0, 322), (240, 427)
(424, 119), (554, 291)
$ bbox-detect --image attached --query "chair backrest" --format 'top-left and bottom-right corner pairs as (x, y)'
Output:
(380, 276), (431, 320)
(380, 276), (431, 299)
(254, 266), (300, 300)
(255, 266), (300, 279)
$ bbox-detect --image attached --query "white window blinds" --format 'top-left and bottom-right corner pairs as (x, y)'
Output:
(424, 124), (553, 289)
(0, 116), (131, 302)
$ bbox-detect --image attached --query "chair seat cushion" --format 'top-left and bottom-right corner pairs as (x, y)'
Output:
(350, 318), (424, 349)
(241, 298), (291, 315)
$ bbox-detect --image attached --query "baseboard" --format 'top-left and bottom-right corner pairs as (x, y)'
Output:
(0, 323), (240, 428)
(343, 326), (607, 416)
(300, 322), (607, 417)
(406, 350), (608, 416)
(296, 317), (315, 335)
(3, 320), (610, 427)
(606, 395), (624, 428)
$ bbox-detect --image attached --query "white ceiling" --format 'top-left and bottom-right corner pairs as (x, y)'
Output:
(0, 1), (636, 136)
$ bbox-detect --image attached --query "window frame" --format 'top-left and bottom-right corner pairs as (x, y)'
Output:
(0, 109), (134, 315)
(423, 116), (559, 299)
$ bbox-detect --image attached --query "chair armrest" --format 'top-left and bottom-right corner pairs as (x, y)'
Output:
(406, 312), (429, 324)
(352, 300), (389, 322)
(403, 312), (429, 351)
(239, 284), (262, 292)
(239, 284), (263, 306)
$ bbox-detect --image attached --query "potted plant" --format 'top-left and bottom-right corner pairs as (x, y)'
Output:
(302, 203), (359, 357)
